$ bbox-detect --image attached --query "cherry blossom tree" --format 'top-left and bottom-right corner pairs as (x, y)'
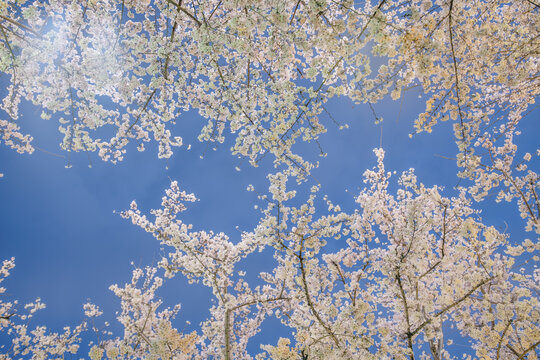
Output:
(0, 0), (538, 358)
(1, 150), (539, 358)
(116, 150), (539, 359)
(0, 258), (85, 358)
(0, 0), (537, 228)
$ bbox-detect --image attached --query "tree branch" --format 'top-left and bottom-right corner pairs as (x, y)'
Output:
(448, 0), (467, 155)
(298, 244), (342, 349)
(496, 319), (512, 360)
(410, 277), (493, 338)
(165, 0), (202, 27)
(0, 14), (41, 37)
(517, 339), (540, 360)
(396, 271), (415, 360)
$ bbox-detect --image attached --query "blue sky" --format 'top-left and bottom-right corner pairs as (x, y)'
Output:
(0, 75), (538, 355)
